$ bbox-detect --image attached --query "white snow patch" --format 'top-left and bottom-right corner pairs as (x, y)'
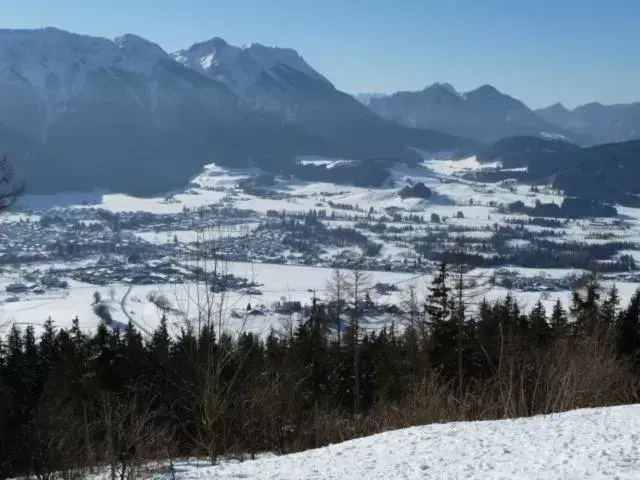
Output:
(172, 38), (331, 110)
(425, 155), (501, 175)
(541, 131), (570, 141)
(170, 405), (640, 479)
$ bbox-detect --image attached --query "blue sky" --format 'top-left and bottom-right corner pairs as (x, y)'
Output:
(1, 0), (638, 108)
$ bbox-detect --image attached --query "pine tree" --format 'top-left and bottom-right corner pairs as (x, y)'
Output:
(601, 284), (620, 329)
(150, 314), (171, 366)
(424, 263), (458, 381)
(326, 268), (348, 349)
(122, 321), (146, 380)
(570, 275), (601, 336)
(39, 317), (57, 377)
(424, 262), (451, 328)
(22, 326), (40, 405)
(5, 325), (23, 392)
(529, 300), (550, 347)
(550, 299), (568, 336)
(617, 289), (640, 361)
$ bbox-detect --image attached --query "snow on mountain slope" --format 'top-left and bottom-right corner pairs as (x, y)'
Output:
(168, 405), (640, 479)
(0, 27), (186, 141)
(0, 27), (170, 100)
(0, 27), (261, 195)
(541, 131), (571, 141)
(353, 92), (388, 105)
(172, 37), (332, 110)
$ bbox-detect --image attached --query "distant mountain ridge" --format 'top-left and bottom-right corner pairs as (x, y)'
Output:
(357, 81), (640, 146)
(354, 93), (388, 105)
(363, 82), (580, 144)
(475, 135), (640, 206)
(0, 27), (473, 195)
(6, 27), (639, 198)
(536, 101), (640, 145)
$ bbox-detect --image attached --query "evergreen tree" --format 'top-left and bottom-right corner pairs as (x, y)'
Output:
(570, 275), (601, 336)
(550, 299), (568, 335)
(2, 283), (640, 477)
(617, 289), (640, 362)
(150, 314), (171, 366)
(424, 263), (451, 327)
(529, 300), (550, 347)
(39, 317), (57, 377)
(424, 263), (458, 379)
(601, 285), (621, 329)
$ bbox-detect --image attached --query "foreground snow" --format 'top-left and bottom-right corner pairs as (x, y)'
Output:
(167, 405), (640, 479)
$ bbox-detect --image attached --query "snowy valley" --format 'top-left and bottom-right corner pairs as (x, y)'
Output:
(3, 20), (640, 480)
(2, 153), (640, 338)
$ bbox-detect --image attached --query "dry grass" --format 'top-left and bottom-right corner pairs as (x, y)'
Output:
(285, 334), (639, 451)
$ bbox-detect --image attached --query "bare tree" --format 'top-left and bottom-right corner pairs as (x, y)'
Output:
(401, 284), (420, 334)
(168, 223), (258, 464)
(447, 243), (492, 400)
(99, 388), (170, 480)
(401, 284), (421, 377)
(21, 391), (90, 480)
(171, 224), (251, 339)
(345, 259), (372, 415)
(0, 155), (22, 335)
(0, 154), (23, 212)
(325, 268), (348, 348)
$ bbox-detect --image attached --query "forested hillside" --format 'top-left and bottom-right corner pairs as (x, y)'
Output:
(1, 266), (639, 479)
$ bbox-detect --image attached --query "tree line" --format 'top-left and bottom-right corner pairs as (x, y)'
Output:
(1, 264), (640, 479)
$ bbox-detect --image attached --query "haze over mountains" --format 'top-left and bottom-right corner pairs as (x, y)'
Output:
(0, 27), (469, 195)
(1, 27), (640, 198)
(359, 83), (577, 144)
(358, 84), (640, 146)
(535, 101), (640, 145)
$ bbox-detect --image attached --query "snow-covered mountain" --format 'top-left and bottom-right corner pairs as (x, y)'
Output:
(0, 28), (256, 195)
(0, 28), (240, 138)
(172, 38), (332, 113)
(170, 36), (403, 134)
(365, 82), (578, 143)
(0, 28), (472, 195)
(353, 92), (388, 105)
(537, 101), (640, 145)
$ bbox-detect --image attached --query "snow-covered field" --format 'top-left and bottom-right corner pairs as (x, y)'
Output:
(2, 261), (639, 339)
(163, 404), (640, 479)
(0, 262), (418, 336)
(5, 154), (640, 336)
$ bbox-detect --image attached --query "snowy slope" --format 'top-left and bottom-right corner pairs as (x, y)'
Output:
(0, 27), (243, 149)
(167, 405), (640, 479)
(0, 28), (171, 114)
(0, 27), (169, 77)
(0, 27), (255, 195)
(172, 38), (331, 111)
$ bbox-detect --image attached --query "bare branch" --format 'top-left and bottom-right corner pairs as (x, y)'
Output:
(0, 155), (24, 211)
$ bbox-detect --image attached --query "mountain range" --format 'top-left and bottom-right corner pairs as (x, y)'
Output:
(360, 83), (578, 144)
(358, 85), (640, 146)
(535, 102), (640, 145)
(0, 28), (470, 195)
(472, 135), (640, 207)
(2, 27), (640, 197)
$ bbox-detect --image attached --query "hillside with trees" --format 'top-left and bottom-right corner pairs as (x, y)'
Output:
(1, 266), (639, 478)
(477, 136), (640, 206)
